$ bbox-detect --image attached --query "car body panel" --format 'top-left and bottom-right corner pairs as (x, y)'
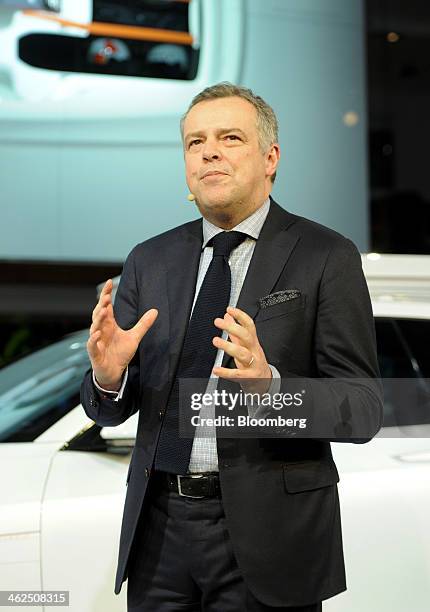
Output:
(0, 442), (57, 606)
(40, 450), (129, 612)
(0, 443), (56, 534)
(326, 462), (430, 611)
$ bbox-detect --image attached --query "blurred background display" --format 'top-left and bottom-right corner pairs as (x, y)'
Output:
(0, 0), (429, 361)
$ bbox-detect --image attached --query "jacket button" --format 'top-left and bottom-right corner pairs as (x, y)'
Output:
(158, 409), (165, 420)
(145, 468), (150, 478)
(90, 397), (98, 408)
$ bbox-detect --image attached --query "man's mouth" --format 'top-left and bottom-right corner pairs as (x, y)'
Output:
(201, 171), (228, 179)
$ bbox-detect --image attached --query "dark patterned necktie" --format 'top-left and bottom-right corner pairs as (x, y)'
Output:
(155, 231), (248, 474)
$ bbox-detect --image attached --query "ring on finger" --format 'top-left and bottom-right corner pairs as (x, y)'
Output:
(247, 355), (255, 367)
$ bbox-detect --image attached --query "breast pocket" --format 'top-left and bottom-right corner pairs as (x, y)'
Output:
(255, 295), (306, 322)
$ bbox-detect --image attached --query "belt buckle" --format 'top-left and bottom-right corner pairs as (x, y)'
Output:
(176, 474), (205, 498)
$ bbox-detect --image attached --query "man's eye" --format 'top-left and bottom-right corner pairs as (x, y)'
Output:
(189, 139), (201, 147)
(225, 135), (240, 141)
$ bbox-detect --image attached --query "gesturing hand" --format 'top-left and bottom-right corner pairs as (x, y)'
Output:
(87, 279), (158, 390)
(212, 306), (272, 395)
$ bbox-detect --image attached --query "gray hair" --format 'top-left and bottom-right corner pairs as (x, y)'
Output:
(180, 82), (279, 183)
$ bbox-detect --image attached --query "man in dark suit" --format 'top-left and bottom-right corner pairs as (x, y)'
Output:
(81, 82), (383, 611)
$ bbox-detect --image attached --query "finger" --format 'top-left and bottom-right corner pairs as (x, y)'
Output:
(223, 312), (242, 345)
(105, 301), (115, 320)
(87, 329), (101, 348)
(95, 302), (116, 332)
(89, 307), (108, 335)
(226, 306), (256, 331)
(214, 315), (251, 346)
(100, 278), (113, 298)
(92, 280), (113, 319)
(92, 293), (111, 321)
(96, 338), (106, 354)
(87, 330), (102, 359)
(212, 336), (253, 366)
(131, 308), (158, 342)
(212, 365), (245, 379)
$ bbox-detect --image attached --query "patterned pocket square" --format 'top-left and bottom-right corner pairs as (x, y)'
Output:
(259, 289), (301, 309)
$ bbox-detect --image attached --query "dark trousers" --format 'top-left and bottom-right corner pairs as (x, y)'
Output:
(126, 474), (322, 612)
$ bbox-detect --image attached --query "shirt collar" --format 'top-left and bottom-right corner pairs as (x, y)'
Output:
(201, 197), (271, 249)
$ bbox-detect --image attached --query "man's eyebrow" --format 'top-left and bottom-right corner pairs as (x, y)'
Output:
(184, 130), (205, 142)
(185, 128), (248, 142)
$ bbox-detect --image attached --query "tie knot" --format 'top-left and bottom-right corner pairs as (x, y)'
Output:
(210, 231), (248, 258)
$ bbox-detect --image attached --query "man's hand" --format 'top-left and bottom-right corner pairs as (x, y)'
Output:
(87, 279), (158, 390)
(212, 306), (272, 394)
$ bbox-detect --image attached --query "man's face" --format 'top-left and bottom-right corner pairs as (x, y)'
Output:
(183, 96), (276, 224)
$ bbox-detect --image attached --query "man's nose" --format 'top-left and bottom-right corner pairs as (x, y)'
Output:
(202, 138), (222, 161)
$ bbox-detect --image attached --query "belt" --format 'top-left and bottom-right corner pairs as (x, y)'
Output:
(154, 471), (221, 498)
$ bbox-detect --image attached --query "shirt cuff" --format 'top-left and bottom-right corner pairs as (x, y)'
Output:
(247, 364), (281, 418)
(267, 364), (281, 394)
(92, 367), (128, 402)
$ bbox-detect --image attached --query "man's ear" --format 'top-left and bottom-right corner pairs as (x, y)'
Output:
(266, 143), (280, 179)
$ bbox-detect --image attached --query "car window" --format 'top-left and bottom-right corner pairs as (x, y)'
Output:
(18, 0), (199, 80)
(0, 331), (89, 442)
(396, 319), (430, 378)
(375, 318), (430, 427)
(375, 318), (420, 378)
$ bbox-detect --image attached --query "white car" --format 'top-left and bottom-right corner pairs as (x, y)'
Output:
(0, 254), (429, 612)
(327, 254), (430, 612)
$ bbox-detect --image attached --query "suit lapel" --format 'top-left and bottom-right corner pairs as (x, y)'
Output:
(222, 198), (300, 367)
